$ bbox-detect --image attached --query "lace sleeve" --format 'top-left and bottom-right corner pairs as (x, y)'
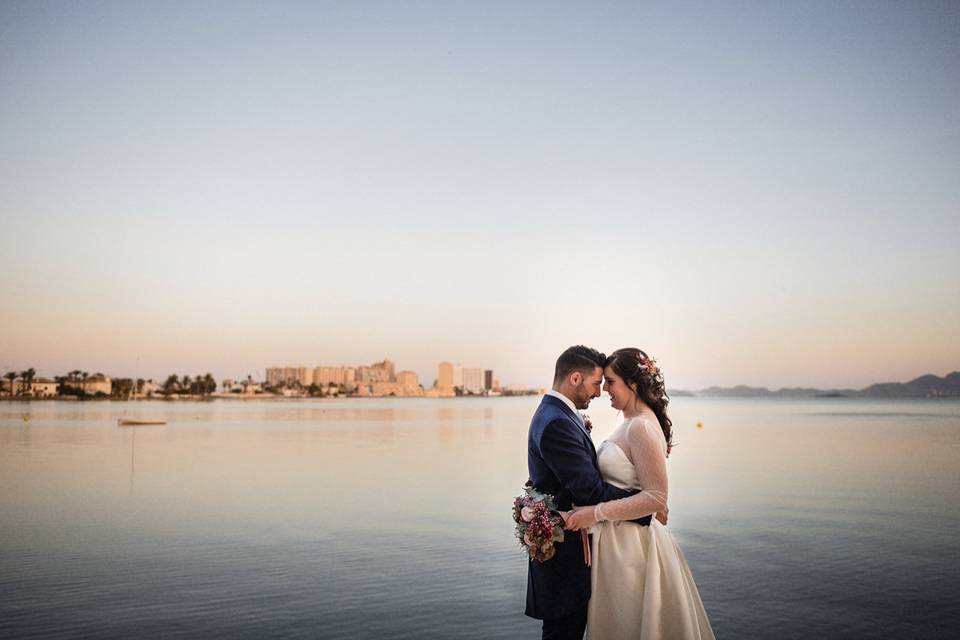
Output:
(596, 417), (668, 523)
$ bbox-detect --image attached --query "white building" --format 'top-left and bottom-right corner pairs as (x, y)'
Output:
(223, 377), (262, 395)
(141, 379), (162, 397)
(437, 362), (487, 394)
(81, 374), (112, 396)
(397, 370), (419, 392)
(313, 366), (357, 388)
(461, 368), (485, 394)
(266, 366), (310, 386)
(453, 364), (463, 389)
(437, 362), (454, 391)
(30, 378), (58, 397)
(358, 359), (395, 384)
(297, 367), (312, 386)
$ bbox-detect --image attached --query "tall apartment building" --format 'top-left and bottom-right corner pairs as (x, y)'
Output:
(266, 366), (311, 386)
(358, 359), (395, 383)
(437, 362), (454, 391)
(266, 367), (286, 386)
(313, 366), (357, 387)
(297, 367), (312, 386)
(453, 364), (463, 389)
(461, 368), (485, 394)
(397, 370), (419, 392)
(438, 362), (489, 393)
(437, 362), (464, 390)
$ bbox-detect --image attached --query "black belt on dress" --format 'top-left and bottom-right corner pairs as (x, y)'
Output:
(628, 514), (652, 526)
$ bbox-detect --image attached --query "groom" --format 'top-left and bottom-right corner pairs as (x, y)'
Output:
(525, 345), (637, 640)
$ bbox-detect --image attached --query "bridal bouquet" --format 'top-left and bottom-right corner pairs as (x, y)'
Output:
(513, 482), (565, 562)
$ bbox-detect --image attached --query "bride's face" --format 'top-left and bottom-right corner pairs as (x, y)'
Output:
(603, 366), (634, 412)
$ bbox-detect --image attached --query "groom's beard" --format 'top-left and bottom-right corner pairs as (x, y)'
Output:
(572, 383), (593, 410)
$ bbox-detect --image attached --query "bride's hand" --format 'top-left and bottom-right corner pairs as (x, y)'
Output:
(562, 505), (599, 531)
(655, 511), (668, 526)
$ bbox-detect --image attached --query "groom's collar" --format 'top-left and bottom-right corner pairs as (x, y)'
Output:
(545, 389), (582, 425)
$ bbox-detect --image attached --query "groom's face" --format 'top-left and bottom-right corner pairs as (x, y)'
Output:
(573, 366), (604, 409)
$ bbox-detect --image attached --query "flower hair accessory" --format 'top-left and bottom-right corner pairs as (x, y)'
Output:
(639, 355), (660, 377)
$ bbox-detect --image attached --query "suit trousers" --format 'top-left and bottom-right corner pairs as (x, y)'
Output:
(541, 603), (588, 640)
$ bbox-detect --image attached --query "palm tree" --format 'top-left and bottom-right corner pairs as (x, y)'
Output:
(20, 368), (36, 397)
(3, 371), (16, 397)
(65, 370), (81, 396)
(111, 379), (132, 399)
(182, 375), (192, 396)
(90, 372), (107, 397)
(203, 373), (215, 397)
(163, 374), (179, 397)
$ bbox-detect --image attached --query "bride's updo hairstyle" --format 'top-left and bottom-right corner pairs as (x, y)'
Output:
(605, 348), (673, 449)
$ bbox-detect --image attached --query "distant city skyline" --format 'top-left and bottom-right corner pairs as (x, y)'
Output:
(1, 3), (958, 390)
(1, 355), (956, 395)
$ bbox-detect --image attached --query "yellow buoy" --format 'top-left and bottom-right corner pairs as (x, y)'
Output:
(696, 421), (703, 429)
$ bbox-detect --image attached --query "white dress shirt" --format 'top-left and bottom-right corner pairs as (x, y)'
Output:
(546, 389), (584, 427)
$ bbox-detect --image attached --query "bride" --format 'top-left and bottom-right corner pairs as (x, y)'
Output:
(562, 348), (715, 640)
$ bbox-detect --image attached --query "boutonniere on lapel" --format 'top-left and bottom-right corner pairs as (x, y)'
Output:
(580, 413), (593, 433)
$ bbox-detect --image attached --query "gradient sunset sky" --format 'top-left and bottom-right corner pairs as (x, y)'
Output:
(1, 1), (958, 390)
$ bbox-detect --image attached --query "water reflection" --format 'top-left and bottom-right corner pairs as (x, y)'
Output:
(129, 426), (135, 493)
(0, 398), (958, 639)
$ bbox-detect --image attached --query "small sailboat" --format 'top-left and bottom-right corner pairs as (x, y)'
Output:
(117, 357), (167, 426)
(118, 418), (166, 426)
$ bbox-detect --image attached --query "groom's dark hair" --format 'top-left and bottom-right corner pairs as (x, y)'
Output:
(553, 345), (606, 386)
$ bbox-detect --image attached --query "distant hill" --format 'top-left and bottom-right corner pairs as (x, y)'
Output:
(689, 372), (960, 399)
(860, 372), (960, 398)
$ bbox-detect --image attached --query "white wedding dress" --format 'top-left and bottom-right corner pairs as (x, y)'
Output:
(586, 416), (715, 640)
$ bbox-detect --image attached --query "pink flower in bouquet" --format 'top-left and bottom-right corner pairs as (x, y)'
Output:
(512, 484), (565, 563)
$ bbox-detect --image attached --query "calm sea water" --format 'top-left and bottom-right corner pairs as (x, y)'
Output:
(1, 397), (958, 639)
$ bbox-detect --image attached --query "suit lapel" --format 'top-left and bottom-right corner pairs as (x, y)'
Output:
(542, 395), (596, 454)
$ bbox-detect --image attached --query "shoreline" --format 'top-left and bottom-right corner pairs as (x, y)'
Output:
(3, 395), (958, 403)
(0, 394), (540, 402)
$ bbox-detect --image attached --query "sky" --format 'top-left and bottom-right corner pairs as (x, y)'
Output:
(1, 1), (958, 390)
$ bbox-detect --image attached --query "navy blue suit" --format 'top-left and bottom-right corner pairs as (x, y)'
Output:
(525, 394), (635, 624)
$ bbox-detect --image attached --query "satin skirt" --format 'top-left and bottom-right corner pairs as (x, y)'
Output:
(586, 520), (715, 640)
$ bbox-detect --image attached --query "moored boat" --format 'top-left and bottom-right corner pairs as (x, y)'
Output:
(117, 418), (166, 426)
